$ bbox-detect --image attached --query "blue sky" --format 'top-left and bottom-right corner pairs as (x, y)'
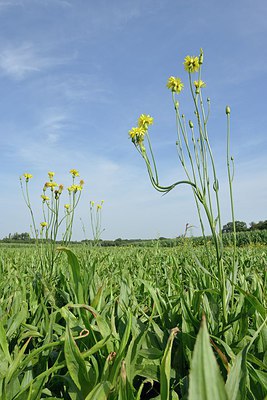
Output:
(0, 0), (266, 240)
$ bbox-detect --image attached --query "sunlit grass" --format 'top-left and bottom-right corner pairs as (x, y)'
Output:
(0, 243), (266, 399)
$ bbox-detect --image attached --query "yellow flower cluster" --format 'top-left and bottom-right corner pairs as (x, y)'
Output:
(48, 171), (55, 181)
(41, 195), (50, 202)
(166, 76), (184, 93)
(42, 172), (65, 199)
(194, 79), (206, 94)
(23, 173), (33, 181)
(68, 184), (83, 193)
(194, 80), (206, 89)
(70, 169), (79, 177)
(184, 55), (200, 73)
(40, 222), (48, 228)
(138, 114), (154, 130)
(90, 199), (104, 210)
(128, 127), (146, 145)
(45, 181), (58, 190)
(129, 114), (153, 146)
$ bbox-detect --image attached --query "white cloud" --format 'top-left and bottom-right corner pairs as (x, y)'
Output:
(0, 1), (23, 9)
(0, 42), (67, 80)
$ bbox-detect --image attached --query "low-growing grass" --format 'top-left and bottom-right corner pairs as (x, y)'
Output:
(0, 243), (266, 399)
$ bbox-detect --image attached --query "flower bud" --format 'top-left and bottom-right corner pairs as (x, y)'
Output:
(189, 120), (194, 129)
(199, 48), (204, 64)
(226, 105), (231, 115)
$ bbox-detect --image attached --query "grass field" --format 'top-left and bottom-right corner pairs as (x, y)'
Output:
(0, 242), (266, 399)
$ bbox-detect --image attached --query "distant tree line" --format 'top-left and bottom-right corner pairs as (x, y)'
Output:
(1, 219), (267, 247)
(222, 220), (267, 233)
(2, 232), (31, 242)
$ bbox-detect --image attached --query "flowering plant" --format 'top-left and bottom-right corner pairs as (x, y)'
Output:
(20, 169), (84, 274)
(129, 49), (235, 323)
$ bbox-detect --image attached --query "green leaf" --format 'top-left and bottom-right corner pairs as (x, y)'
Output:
(6, 336), (32, 385)
(235, 285), (266, 319)
(160, 327), (179, 400)
(0, 320), (11, 362)
(225, 346), (248, 400)
(85, 381), (113, 400)
(64, 323), (90, 397)
(7, 303), (28, 339)
(188, 316), (228, 400)
(57, 247), (84, 304)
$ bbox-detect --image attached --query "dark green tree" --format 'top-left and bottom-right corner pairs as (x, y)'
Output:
(222, 221), (247, 233)
(250, 220), (267, 230)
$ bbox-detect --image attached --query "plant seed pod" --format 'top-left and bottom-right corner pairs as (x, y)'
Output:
(226, 105), (231, 115)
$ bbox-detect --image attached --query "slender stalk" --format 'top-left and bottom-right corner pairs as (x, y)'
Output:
(226, 107), (236, 308)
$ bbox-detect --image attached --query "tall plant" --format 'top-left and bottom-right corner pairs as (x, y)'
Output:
(128, 49), (235, 323)
(20, 169), (84, 274)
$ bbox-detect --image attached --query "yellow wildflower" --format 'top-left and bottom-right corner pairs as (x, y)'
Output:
(68, 184), (82, 193)
(166, 77), (184, 93)
(184, 55), (200, 73)
(70, 169), (79, 177)
(45, 181), (58, 190)
(90, 200), (95, 207)
(97, 204), (102, 211)
(64, 204), (70, 210)
(138, 114), (153, 130)
(40, 222), (48, 228)
(41, 195), (50, 201)
(79, 179), (85, 186)
(194, 80), (206, 89)
(23, 173), (33, 181)
(58, 184), (64, 193)
(48, 171), (55, 180)
(129, 126), (146, 145)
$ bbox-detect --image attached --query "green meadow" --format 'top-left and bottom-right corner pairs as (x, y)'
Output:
(0, 242), (266, 399)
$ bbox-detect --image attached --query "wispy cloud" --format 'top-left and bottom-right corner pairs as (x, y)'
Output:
(0, 0), (72, 9)
(35, 73), (113, 104)
(37, 109), (70, 144)
(0, 0), (23, 9)
(0, 42), (67, 80)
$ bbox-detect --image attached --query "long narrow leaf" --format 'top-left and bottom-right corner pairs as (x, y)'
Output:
(188, 316), (228, 400)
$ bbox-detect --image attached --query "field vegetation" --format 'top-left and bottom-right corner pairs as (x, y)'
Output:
(0, 243), (266, 399)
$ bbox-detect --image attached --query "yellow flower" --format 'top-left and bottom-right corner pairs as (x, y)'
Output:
(166, 77), (184, 93)
(58, 184), (64, 193)
(97, 204), (102, 211)
(138, 114), (153, 130)
(64, 204), (70, 210)
(194, 80), (206, 89)
(90, 200), (95, 207)
(45, 181), (58, 190)
(68, 184), (82, 193)
(79, 179), (85, 186)
(40, 222), (48, 228)
(70, 169), (79, 177)
(48, 171), (55, 180)
(41, 195), (50, 201)
(184, 55), (200, 73)
(23, 173), (33, 181)
(128, 126), (146, 145)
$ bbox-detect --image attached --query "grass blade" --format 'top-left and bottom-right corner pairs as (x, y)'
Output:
(188, 316), (228, 400)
